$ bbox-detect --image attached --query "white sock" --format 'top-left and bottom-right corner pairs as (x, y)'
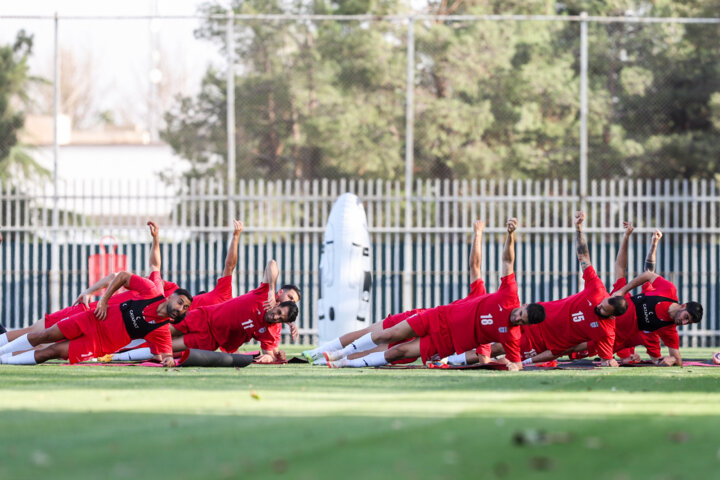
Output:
(311, 337), (344, 355)
(3, 350), (37, 365)
(112, 347), (153, 361)
(0, 333), (7, 347)
(345, 351), (388, 368)
(313, 357), (327, 366)
(340, 333), (378, 357)
(446, 353), (467, 365)
(0, 334), (33, 356)
(522, 358), (533, 366)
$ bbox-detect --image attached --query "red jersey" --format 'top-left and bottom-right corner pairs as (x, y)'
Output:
(56, 275), (172, 362)
(608, 275), (679, 357)
(440, 274), (522, 362)
(202, 283), (280, 352)
(536, 266), (615, 359)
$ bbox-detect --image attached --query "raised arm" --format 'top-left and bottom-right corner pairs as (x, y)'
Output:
(645, 229), (662, 272)
(222, 220), (244, 277)
(614, 221), (634, 281)
(612, 270), (658, 298)
(94, 271), (133, 320)
(500, 218), (517, 277)
(147, 221), (161, 273)
(263, 260), (279, 310)
(574, 211), (591, 271)
(469, 220), (485, 283)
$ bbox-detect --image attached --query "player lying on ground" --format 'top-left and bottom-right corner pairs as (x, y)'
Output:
(495, 211), (632, 368)
(574, 225), (702, 366)
(323, 218), (546, 371)
(0, 271), (192, 366)
(111, 259), (300, 364)
(105, 219), (298, 360)
(303, 219), (491, 366)
(0, 221), (182, 353)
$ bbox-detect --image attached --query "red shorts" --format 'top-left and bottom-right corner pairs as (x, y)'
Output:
(192, 276), (233, 309)
(407, 310), (454, 364)
(45, 304), (88, 328)
(56, 311), (125, 364)
(173, 310), (218, 351)
(383, 309), (423, 365)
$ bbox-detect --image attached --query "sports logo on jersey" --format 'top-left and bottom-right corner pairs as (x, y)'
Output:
(590, 321), (599, 328)
(498, 327), (507, 333)
(242, 319), (254, 330)
(480, 314), (493, 326)
(572, 311), (585, 323)
(259, 327), (266, 333)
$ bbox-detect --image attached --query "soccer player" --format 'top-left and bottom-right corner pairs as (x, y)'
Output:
(597, 226), (702, 366)
(0, 271), (192, 366)
(511, 211), (632, 368)
(323, 218), (546, 371)
(166, 259), (299, 364)
(302, 219), (491, 366)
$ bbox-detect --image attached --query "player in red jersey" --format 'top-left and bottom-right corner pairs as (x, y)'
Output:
(302, 219), (491, 365)
(0, 271), (192, 366)
(168, 259), (299, 363)
(324, 218), (546, 371)
(583, 226), (702, 366)
(0, 221), (188, 359)
(506, 211), (633, 368)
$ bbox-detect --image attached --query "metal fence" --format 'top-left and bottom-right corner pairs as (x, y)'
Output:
(2, 177), (719, 346)
(1, 12), (720, 346)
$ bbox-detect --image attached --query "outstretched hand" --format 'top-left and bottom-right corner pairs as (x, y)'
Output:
(233, 219), (244, 236)
(506, 217), (518, 234)
(473, 220), (485, 234)
(623, 221), (634, 236)
(652, 229), (663, 242)
(574, 210), (585, 228)
(147, 221), (159, 238)
(263, 296), (277, 311)
(74, 292), (92, 308)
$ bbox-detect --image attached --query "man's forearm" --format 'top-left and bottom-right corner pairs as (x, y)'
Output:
(575, 227), (591, 270)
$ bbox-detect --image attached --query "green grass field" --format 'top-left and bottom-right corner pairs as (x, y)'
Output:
(2, 346), (720, 480)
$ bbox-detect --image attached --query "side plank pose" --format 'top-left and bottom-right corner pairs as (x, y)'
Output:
(0, 271), (192, 366)
(507, 211), (633, 368)
(303, 219), (491, 366)
(598, 225), (702, 366)
(323, 218), (546, 371)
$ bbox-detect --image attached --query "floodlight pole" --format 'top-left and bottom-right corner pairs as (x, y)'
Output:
(403, 17), (415, 312)
(579, 11), (588, 207)
(50, 12), (60, 313)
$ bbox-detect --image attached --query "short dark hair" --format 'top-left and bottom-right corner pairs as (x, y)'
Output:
(279, 300), (299, 323)
(608, 296), (628, 316)
(281, 284), (302, 300)
(686, 301), (703, 324)
(527, 303), (545, 325)
(173, 288), (193, 304)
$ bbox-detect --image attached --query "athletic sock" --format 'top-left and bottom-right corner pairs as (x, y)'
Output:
(345, 351), (388, 368)
(340, 333), (378, 357)
(0, 333), (8, 347)
(312, 337), (343, 356)
(446, 353), (467, 365)
(3, 350), (37, 365)
(112, 348), (153, 361)
(0, 333), (33, 356)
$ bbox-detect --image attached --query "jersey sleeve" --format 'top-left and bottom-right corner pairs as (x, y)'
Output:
(475, 343), (491, 357)
(467, 279), (487, 298)
(610, 277), (627, 295)
(655, 324), (680, 350)
(649, 276), (678, 301)
(502, 328), (522, 363)
(258, 322), (282, 351)
(593, 331), (616, 360)
(582, 266), (606, 295)
(498, 274), (520, 308)
(147, 271), (165, 293)
(145, 325), (173, 355)
(128, 275), (161, 297)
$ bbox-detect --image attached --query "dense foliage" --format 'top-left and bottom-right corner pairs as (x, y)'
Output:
(162, 0), (720, 181)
